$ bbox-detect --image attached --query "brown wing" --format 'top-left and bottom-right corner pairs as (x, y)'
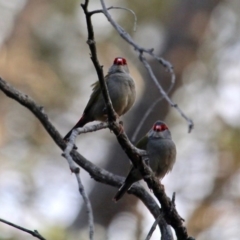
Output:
(136, 135), (148, 150)
(83, 73), (111, 114)
(83, 81), (101, 114)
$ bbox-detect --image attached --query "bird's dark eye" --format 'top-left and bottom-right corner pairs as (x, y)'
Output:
(113, 57), (127, 65)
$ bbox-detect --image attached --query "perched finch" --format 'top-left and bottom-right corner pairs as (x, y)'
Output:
(114, 120), (176, 201)
(64, 57), (136, 140)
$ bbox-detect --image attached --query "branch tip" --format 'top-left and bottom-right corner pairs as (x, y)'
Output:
(72, 167), (80, 174)
(188, 121), (194, 133)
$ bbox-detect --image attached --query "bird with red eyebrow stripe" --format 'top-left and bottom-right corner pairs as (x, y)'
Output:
(114, 120), (176, 201)
(64, 57), (136, 140)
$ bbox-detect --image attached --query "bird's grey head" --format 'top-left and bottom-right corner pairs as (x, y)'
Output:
(108, 57), (129, 74)
(148, 120), (172, 139)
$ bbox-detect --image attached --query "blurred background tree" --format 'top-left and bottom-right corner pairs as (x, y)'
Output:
(1, 0), (240, 239)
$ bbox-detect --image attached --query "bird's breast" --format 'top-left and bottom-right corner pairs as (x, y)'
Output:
(107, 73), (136, 115)
(147, 138), (176, 178)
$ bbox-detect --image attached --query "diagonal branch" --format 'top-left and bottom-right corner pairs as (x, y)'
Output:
(90, 6), (137, 32)
(63, 123), (109, 173)
(139, 54), (193, 133)
(0, 76), (162, 231)
(145, 214), (173, 240)
(0, 218), (46, 240)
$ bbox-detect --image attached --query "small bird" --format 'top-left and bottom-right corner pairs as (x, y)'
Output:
(64, 57), (136, 140)
(114, 120), (176, 201)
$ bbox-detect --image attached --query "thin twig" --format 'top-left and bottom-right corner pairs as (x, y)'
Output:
(100, 0), (194, 133)
(145, 213), (174, 240)
(145, 214), (163, 240)
(75, 173), (94, 240)
(145, 214), (173, 240)
(110, 6), (137, 32)
(131, 60), (176, 142)
(76, 122), (109, 134)
(170, 192), (185, 222)
(99, 0), (173, 71)
(90, 6), (137, 32)
(131, 98), (162, 142)
(0, 218), (46, 240)
(139, 54), (194, 133)
(63, 123), (109, 172)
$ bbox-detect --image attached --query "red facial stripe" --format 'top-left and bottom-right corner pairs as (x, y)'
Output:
(153, 123), (168, 132)
(113, 57), (127, 65)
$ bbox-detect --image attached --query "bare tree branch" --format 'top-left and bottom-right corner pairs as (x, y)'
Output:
(145, 214), (174, 240)
(131, 97), (163, 142)
(76, 122), (109, 134)
(63, 123), (109, 172)
(75, 173), (94, 240)
(131, 64), (176, 141)
(139, 55), (194, 133)
(0, 218), (46, 240)
(0, 76), (163, 234)
(63, 124), (112, 240)
(0, 71), (190, 239)
(90, 6), (137, 32)
(80, 1), (193, 239)
(99, 0), (194, 133)
(145, 215), (162, 240)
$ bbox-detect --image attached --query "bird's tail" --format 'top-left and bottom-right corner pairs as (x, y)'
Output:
(113, 181), (133, 202)
(63, 115), (89, 141)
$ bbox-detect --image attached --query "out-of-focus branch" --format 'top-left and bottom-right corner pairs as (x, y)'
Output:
(63, 128), (79, 173)
(90, 6), (137, 32)
(76, 122), (109, 134)
(63, 142), (95, 239)
(75, 173), (94, 240)
(139, 55), (193, 133)
(0, 76), (162, 231)
(145, 215), (162, 240)
(63, 123), (110, 240)
(63, 123), (109, 172)
(0, 218), (46, 240)
(145, 214), (173, 240)
(131, 97), (163, 142)
(132, 66), (176, 141)
(99, 0), (194, 133)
